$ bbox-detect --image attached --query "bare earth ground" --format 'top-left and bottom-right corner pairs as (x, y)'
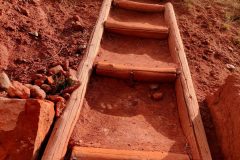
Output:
(0, 0), (102, 83)
(0, 0), (240, 159)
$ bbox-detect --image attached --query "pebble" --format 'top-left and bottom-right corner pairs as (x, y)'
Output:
(107, 104), (112, 109)
(63, 60), (69, 71)
(67, 69), (78, 81)
(72, 15), (81, 22)
(0, 72), (12, 90)
(62, 93), (71, 100)
(47, 76), (54, 85)
(61, 81), (81, 94)
(40, 84), (52, 92)
(48, 65), (64, 75)
(29, 31), (39, 37)
(47, 95), (65, 103)
(34, 79), (45, 86)
(151, 92), (164, 101)
(226, 64), (236, 71)
(7, 81), (30, 99)
(55, 100), (66, 117)
(72, 21), (84, 31)
(25, 84), (46, 99)
(149, 84), (159, 90)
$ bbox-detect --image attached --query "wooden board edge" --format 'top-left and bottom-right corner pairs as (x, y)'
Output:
(113, 0), (165, 12)
(41, 0), (112, 159)
(71, 146), (190, 160)
(164, 3), (212, 160)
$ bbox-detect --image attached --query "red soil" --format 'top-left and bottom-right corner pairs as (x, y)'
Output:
(96, 32), (177, 69)
(70, 75), (189, 155)
(1, 0), (239, 159)
(0, 0), (102, 83)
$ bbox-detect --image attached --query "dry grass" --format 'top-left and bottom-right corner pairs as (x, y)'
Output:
(216, 0), (240, 24)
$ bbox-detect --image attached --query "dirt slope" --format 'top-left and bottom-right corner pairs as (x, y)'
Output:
(0, 0), (102, 83)
(170, 0), (240, 159)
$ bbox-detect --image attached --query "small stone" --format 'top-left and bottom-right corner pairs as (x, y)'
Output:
(47, 95), (65, 103)
(29, 31), (39, 37)
(7, 81), (30, 99)
(31, 74), (44, 80)
(107, 104), (112, 110)
(34, 79), (45, 86)
(62, 93), (71, 100)
(0, 91), (7, 97)
(55, 100), (66, 117)
(61, 81), (81, 94)
(67, 69), (78, 81)
(63, 60), (69, 71)
(16, 6), (29, 16)
(0, 72), (12, 90)
(21, 8), (29, 16)
(151, 92), (164, 101)
(100, 103), (106, 109)
(226, 64), (236, 71)
(47, 76), (54, 85)
(72, 15), (81, 22)
(149, 84), (159, 90)
(228, 46), (233, 52)
(40, 84), (52, 92)
(48, 65), (64, 75)
(72, 21), (84, 31)
(25, 84), (46, 99)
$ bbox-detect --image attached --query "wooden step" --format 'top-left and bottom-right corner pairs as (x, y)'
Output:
(105, 18), (169, 39)
(113, 0), (165, 12)
(71, 146), (190, 160)
(95, 62), (178, 82)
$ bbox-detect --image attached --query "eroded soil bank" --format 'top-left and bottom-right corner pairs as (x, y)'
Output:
(0, 0), (102, 83)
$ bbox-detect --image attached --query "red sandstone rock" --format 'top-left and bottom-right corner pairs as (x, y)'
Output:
(0, 98), (55, 160)
(207, 74), (240, 160)
(48, 65), (64, 75)
(25, 84), (46, 99)
(0, 72), (11, 90)
(7, 81), (30, 99)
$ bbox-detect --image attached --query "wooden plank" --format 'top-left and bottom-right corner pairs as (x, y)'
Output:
(105, 18), (169, 39)
(164, 3), (212, 160)
(71, 147), (190, 160)
(95, 62), (177, 82)
(41, 0), (112, 159)
(113, 0), (165, 12)
(175, 78), (202, 160)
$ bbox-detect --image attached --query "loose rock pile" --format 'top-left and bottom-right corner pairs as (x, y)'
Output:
(0, 64), (81, 117)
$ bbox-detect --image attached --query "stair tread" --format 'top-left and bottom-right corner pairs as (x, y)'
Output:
(72, 147), (190, 160)
(107, 8), (168, 31)
(105, 8), (168, 38)
(113, 0), (165, 12)
(96, 33), (176, 69)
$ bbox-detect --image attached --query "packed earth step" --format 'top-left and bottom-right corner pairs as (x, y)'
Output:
(113, 0), (165, 12)
(0, 98), (55, 160)
(105, 7), (168, 39)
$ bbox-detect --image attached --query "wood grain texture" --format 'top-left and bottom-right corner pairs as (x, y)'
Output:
(164, 3), (212, 160)
(41, 0), (112, 159)
(113, 0), (165, 12)
(95, 62), (177, 82)
(71, 147), (190, 160)
(105, 18), (169, 39)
